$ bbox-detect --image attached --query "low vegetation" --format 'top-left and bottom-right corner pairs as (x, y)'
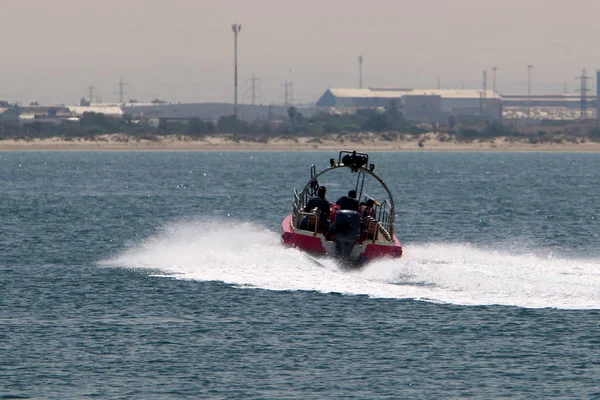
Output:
(1, 108), (599, 144)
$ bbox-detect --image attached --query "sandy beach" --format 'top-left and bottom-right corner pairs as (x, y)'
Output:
(1, 133), (600, 152)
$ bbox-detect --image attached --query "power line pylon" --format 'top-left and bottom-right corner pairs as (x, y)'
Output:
(114, 77), (129, 103)
(575, 68), (593, 118)
(247, 73), (261, 105)
(282, 80), (293, 109)
(88, 86), (96, 104)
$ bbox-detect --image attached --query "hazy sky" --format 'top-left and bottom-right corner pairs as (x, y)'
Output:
(1, 0), (599, 105)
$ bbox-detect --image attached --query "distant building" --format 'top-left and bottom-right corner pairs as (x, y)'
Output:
(597, 70), (600, 121)
(19, 106), (71, 117)
(401, 95), (442, 123)
(0, 108), (19, 123)
(120, 102), (319, 122)
(17, 106), (73, 125)
(502, 94), (596, 109)
(317, 88), (494, 110)
(316, 88), (501, 121)
(68, 105), (123, 117)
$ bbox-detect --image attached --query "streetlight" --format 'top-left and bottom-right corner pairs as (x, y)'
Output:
(527, 65), (534, 119)
(358, 55), (363, 89)
(232, 23), (242, 119)
(492, 67), (498, 98)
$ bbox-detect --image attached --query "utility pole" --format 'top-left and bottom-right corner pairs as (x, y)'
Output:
(482, 70), (488, 99)
(492, 67), (498, 98)
(481, 70), (488, 115)
(527, 65), (534, 119)
(575, 68), (592, 118)
(248, 73), (260, 105)
(358, 55), (363, 89)
(232, 23), (242, 119)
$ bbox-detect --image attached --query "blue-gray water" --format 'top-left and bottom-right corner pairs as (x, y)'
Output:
(1, 151), (600, 398)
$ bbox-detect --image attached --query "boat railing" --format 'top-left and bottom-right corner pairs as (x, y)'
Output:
(365, 220), (379, 241)
(360, 193), (394, 237)
(292, 188), (321, 234)
(292, 188), (303, 227)
(377, 199), (394, 236)
(294, 187), (394, 239)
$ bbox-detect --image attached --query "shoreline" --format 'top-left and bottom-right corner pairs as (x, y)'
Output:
(2, 134), (600, 152)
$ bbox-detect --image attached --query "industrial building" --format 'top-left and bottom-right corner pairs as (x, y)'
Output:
(501, 94), (596, 109)
(0, 108), (19, 122)
(315, 86), (600, 121)
(316, 88), (501, 122)
(121, 102), (319, 122)
(401, 95), (442, 123)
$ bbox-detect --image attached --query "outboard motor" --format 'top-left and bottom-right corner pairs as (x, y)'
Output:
(332, 210), (361, 260)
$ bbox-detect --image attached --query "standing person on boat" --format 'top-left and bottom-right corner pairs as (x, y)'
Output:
(336, 190), (359, 211)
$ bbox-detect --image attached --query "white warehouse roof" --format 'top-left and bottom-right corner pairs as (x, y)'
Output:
(327, 88), (497, 99)
(68, 105), (124, 116)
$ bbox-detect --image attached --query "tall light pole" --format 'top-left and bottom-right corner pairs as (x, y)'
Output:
(492, 67), (498, 98)
(358, 55), (363, 89)
(527, 65), (534, 119)
(232, 23), (242, 119)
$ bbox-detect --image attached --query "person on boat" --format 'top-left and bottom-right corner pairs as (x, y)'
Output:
(336, 190), (359, 212)
(302, 186), (331, 232)
(359, 199), (378, 240)
(304, 186), (330, 217)
(359, 199), (376, 219)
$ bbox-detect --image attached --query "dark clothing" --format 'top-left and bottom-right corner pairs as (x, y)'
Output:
(304, 196), (330, 218)
(360, 205), (376, 219)
(336, 196), (359, 212)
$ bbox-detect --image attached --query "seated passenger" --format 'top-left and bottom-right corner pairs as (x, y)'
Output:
(359, 199), (376, 219)
(336, 190), (359, 212)
(303, 186), (331, 231)
(304, 186), (330, 219)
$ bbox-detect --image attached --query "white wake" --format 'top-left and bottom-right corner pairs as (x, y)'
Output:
(100, 219), (600, 310)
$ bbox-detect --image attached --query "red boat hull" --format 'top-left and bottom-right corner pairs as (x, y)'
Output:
(280, 214), (402, 263)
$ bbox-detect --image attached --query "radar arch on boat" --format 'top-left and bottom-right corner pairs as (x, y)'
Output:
(300, 164), (396, 236)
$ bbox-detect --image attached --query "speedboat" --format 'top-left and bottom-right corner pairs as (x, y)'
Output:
(281, 151), (402, 266)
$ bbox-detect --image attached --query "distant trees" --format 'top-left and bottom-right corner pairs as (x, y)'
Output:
(4, 106), (597, 144)
(281, 102), (411, 136)
(482, 120), (519, 137)
(217, 115), (247, 133)
(589, 127), (600, 141)
(187, 117), (215, 136)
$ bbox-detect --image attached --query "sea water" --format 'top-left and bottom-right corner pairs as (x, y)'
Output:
(1, 151), (599, 398)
